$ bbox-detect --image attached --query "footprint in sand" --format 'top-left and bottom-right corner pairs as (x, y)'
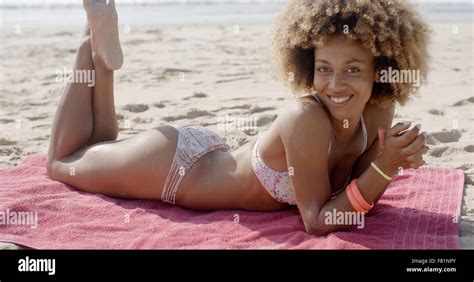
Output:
(429, 146), (449, 158)
(122, 104), (149, 113)
(0, 138), (16, 146)
(116, 113), (125, 120)
(26, 114), (49, 121)
(464, 145), (474, 153)
(199, 122), (217, 127)
(0, 146), (21, 156)
(26, 101), (50, 107)
(183, 92), (208, 100)
(0, 119), (15, 123)
(453, 96), (474, 106)
(162, 109), (214, 122)
(213, 104), (252, 112)
(124, 39), (146, 46)
(428, 129), (462, 144)
(256, 114), (278, 127)
(192, 92), (207, 98)
(32, 124), (51, 129)
(215, 76), (253, 84)
(163, 68), (193, 75)
(227, 98), (247, 101)
(132, 117), (153, 124)
(145, 29), (162, 35)
(428, 109), (444, 116)
(31, 136), (49, 141)
(249, 105), (276, 114)
(153, 102), (166, 109)
(49, 31), (75, 37)
(464, 175), (474, 185)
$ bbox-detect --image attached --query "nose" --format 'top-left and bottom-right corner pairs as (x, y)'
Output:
(328, 72), (346, 91)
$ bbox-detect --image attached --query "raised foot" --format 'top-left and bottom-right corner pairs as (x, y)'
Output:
(83, 0), (123, 70)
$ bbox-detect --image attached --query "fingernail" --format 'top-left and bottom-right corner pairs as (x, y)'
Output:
(403, 121), (411, 126)
(415, 124), (421, 129)
(422, 132), (427, 138)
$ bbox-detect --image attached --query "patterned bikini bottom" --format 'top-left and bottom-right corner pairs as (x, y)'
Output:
(161, 126), (230, 204)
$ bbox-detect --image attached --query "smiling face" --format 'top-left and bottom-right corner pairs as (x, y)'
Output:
(313, 35), (376, 121)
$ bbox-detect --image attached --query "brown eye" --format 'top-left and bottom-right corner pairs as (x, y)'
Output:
(317, 67), (330, 73)
(347, 67), (361, 73)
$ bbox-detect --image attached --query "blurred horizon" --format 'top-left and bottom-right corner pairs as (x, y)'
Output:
(0, 0), (473, 7)
(0, 0), (472, 28)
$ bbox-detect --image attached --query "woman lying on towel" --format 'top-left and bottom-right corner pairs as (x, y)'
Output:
(46, 0), (430, 236)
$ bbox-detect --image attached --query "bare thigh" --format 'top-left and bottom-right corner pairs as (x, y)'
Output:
(50, 125), (178, 200)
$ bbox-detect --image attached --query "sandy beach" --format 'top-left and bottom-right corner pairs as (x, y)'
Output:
(0, 3), (473, 249)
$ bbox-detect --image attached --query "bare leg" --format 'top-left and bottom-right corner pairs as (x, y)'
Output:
(48, 0), (123, 164)
(46, 29), (177, 199)
(88, 42), (119, 145)
(46, 5), (179, 200)
(47, 33), (118, 160)
(47, 35), (95, 165)
(47, 0), (181, 201)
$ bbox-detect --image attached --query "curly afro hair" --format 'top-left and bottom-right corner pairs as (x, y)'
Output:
(272, 0), (431, 107)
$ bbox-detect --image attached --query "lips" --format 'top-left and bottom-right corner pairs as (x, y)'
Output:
(327, 94), (354, 105)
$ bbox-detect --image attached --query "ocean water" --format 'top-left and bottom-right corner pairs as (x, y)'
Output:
(0, 0), (472, 28)
(0, 0), (287, 27)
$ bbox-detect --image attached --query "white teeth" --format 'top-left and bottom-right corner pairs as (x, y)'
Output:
(329, 95), (351, 104)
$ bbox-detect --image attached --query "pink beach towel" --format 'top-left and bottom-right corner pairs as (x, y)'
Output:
(0, 154), (464, 249)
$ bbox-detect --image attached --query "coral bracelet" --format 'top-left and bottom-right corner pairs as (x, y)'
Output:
(346, 179), (374, 213)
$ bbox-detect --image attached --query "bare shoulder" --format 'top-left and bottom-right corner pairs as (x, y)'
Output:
(273, 95), (332, 141)
(272, 96), (334, 214)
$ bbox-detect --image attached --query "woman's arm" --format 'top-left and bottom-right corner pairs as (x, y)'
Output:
(279, 101), (427, 236)
(351, 140), (390, 205)
(275, 101), (335, 235)
(277, 101), (385, 236)
(306, 122), (423, 236)
(351, 103), (395, 204)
